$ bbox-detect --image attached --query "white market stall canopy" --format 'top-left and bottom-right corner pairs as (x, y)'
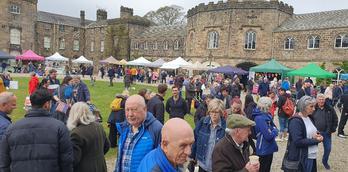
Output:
(182, 61), (208, 71)
(127, 57), (151, 66)
(72, 56), (93, 64)
(145, 58), (166, 68)
(45, 52), (69, 61)
(160, 57), (192, 69)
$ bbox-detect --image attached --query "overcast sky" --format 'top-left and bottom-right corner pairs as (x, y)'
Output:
(38, 0), (348, 20)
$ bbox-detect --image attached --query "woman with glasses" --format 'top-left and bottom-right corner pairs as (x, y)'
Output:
(190, 98), (226, 172)
(282, 96), (323, 172)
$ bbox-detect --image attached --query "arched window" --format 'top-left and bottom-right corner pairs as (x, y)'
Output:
(308, 35), (320, 49)
(208, 31), (219, 49)
(164, 40), (169, 50)
(153, 41), (158, 50)
(144, 41), (148, 50)
(10, 28), (20, 45)
(284, 37), (294, 50)
(335, 34), (348, 48)
(174, 40), (179, 50)
(245, 31), (256, 50)
(59, 38), (65, 50)
(134, 42), (139, 49)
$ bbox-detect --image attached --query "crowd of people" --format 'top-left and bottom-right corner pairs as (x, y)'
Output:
(0, 66), (348, 172)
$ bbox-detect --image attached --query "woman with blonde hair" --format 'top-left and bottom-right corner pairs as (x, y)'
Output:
(190, 98), (226, 172)
(67, 102), (110, 172)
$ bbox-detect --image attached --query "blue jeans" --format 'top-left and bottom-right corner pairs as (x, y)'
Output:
(320, 132), (332, 165)
(278, 116), (289, 132)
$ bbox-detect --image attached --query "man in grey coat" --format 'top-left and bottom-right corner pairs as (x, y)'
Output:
(0, 89), (73, 172)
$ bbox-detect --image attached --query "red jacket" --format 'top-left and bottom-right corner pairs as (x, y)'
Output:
(28, 76), (39, 95)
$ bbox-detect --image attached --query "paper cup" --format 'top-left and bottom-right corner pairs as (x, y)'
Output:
(249, 155), (259, 164)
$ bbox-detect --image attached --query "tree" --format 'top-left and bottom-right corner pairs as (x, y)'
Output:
(144, 5), (186, 25)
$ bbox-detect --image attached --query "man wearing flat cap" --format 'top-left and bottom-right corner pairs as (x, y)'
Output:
(212, 115), (260, 172)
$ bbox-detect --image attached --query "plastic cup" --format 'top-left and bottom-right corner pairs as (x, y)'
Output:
(249, 155), (259, 164)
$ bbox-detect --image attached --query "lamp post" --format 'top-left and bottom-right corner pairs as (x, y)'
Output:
(336, 67), (343, 82)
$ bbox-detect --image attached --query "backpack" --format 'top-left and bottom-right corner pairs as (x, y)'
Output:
(110, 97), (123, 111)
(282, 97), (295, 117)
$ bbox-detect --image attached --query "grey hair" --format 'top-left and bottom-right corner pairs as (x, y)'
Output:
(257, 97), (273, 113)
(67, 102), (95, 130)
(297, 96), (316, 113)
(0, 92), (15, 104)
(316, 93), (325, 99)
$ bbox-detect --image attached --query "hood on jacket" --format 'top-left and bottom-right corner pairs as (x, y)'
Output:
(118, 112), (158, 132)
(252, 108), (272, 120)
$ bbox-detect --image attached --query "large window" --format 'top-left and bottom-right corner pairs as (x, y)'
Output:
(9, 5), (20, 14)
(59, 38), (65, 50)
(208, 31), (219, 49)
(335, 34), (348, 48)
(10, 28), (20, 45)
(245, 31), (256, 50)
(284, 37), (294, 50)
(174, 40), (179, 50)
(164, 40), (169, 50)
(144, 41), (148, 50)
(134, 42), (139, 50)
(73, 40), (79, 51)
(59, 25), (65, 32)
(44, 37), (51, 49)
(100, 41), (104, 52)
(90, 41), (95, 52)
(308, 36), (320, 49)
(153, 41), (158, 50)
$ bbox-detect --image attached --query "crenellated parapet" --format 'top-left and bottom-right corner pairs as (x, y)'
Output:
(187, 0), (293, 17)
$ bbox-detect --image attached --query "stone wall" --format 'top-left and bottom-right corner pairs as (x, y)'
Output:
(272, 28), (348, 64)
(35, 22), (85, 59)
(85, 26), (106, 61)
(0, 0), (37, 55)
(185, 0), (292, 64)
(130, 37), (185, 61)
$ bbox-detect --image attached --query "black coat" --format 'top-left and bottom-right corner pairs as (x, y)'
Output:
(147, 94), (165, 124)
(0, 108), (73, 172)
(312, 104), (338, 133)
(71, 122), (110, 172)
(166, 96), (187, 119)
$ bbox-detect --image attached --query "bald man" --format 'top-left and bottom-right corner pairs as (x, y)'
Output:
(137, 118), (194, 172)
(114, 95), (163, 172)
(0, 92), (16, 139)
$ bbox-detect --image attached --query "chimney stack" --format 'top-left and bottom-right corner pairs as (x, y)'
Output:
(97, 9), (107, 21)
(120, 6), (133, 19)
(80, 10), (85, 26)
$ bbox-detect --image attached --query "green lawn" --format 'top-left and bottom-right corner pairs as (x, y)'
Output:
(9, 77), (195, 159)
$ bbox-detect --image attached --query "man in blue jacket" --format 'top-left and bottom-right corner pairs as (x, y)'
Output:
(0, 92), (16, 139)
(137, 118), (194, 172)
(115, 95), (163, 172)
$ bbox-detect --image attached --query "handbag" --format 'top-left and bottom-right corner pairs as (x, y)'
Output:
(56, 101), (69, 114)
(281, 137), (302, 171)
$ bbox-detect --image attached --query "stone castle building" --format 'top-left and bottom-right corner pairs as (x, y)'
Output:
(0, 0), (347, 68)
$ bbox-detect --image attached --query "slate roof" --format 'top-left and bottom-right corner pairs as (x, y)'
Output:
(37, 11), (93, 27)
(134, 24), (186, 39)
(274, 9), (348, 32)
